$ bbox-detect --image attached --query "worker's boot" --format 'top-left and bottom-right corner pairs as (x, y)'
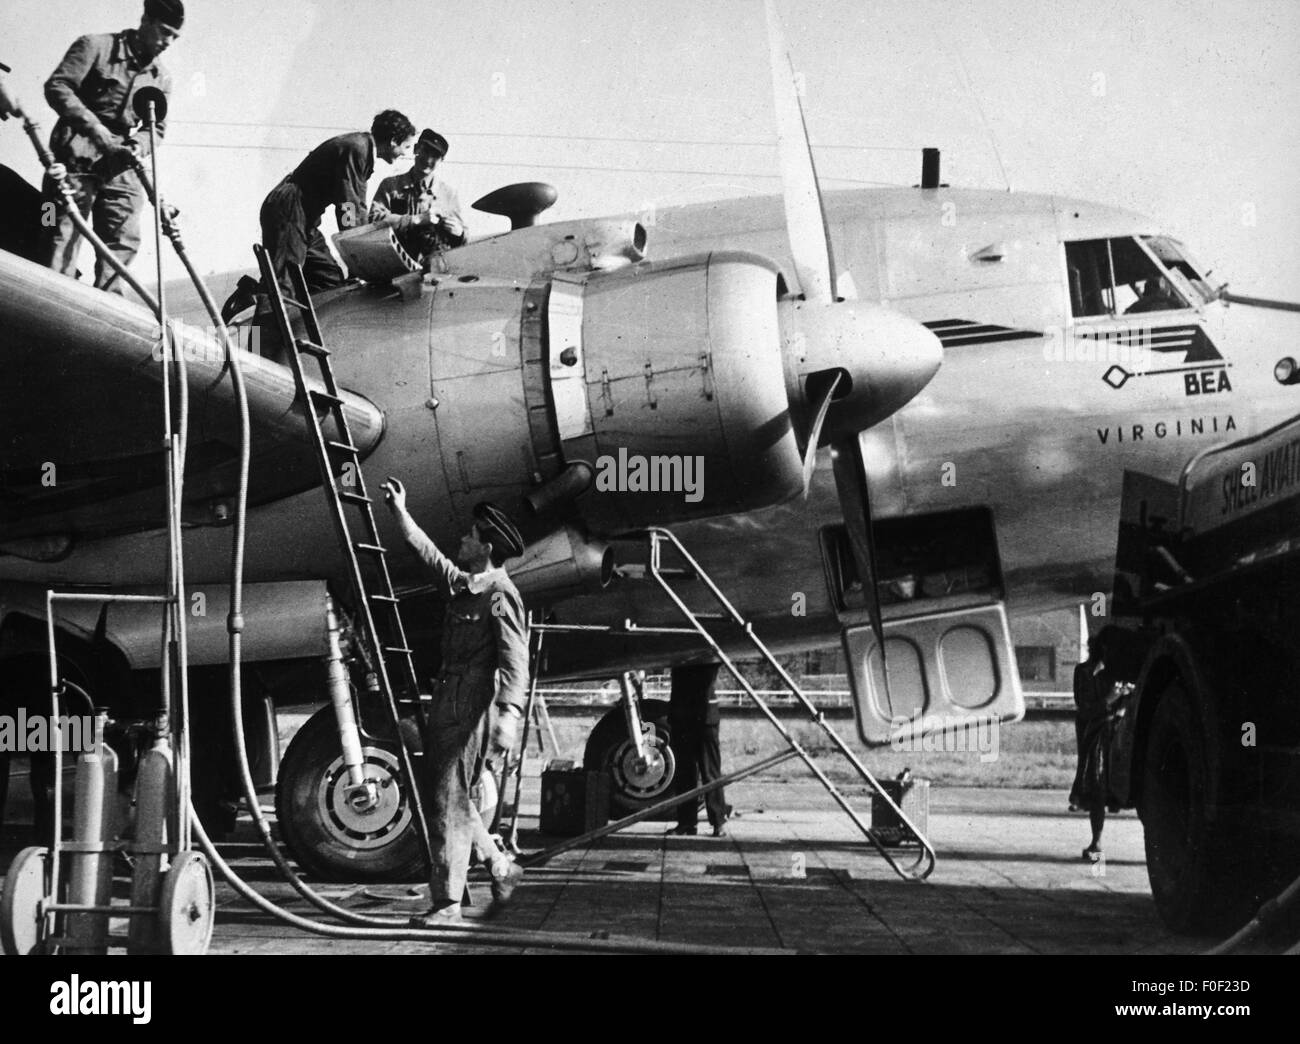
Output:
(489, 857), (524, 906)
(410, 900), (462, 927)
(220, 275), (261, 323)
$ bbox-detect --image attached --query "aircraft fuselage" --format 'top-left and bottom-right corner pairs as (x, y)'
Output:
(5, 186), (1297, 678)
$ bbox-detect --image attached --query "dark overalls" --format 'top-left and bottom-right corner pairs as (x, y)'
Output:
(400, 522), (529, 904)
(259, 131), (374, 296)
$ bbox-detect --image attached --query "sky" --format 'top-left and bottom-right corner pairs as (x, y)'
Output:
(3, 0), (1299, 297)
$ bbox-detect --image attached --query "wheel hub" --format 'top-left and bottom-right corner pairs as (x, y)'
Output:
(610, 733), (675, 801)
(318, 746), (411, 849)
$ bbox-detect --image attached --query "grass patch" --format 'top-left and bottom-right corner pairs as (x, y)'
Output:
(540, 713), (1078, 790)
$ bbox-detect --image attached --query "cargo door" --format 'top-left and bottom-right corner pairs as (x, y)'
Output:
(821, 507), (1025, 747)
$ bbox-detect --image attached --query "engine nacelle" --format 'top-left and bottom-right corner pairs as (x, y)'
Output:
(547, 251), (804, 527)
(324, 250), (804, 542)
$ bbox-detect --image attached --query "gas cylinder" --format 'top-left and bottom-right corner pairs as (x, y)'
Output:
(127, 713), (174, 954)
(64, 708), (118, 955)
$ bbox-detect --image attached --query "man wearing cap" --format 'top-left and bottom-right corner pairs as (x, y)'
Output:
(41, 0), (183, 293)
(381, 477), (528, 922)
(368, 128), (466, 265)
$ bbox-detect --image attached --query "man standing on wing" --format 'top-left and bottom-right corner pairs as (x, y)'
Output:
(224, 108), (416, 316)
(382, 477), (527, 922)
(41, 0), (183, 292)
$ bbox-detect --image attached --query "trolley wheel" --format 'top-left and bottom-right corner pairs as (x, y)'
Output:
(159, 851), (214, 955)
(1, 846), (50, 956)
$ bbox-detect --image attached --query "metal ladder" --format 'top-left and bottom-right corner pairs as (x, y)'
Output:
(529, 527), (936, 881)
(252, 247), (432, 866)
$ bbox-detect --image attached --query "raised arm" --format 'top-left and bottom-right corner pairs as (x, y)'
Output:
(381, 477), (468, 599)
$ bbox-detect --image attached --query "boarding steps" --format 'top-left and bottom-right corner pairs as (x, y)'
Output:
(520, 527), (936, 881)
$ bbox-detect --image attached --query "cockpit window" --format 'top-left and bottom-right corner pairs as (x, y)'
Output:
(1065, 237), (1189, 318)
(1142, 236), (1215, 303)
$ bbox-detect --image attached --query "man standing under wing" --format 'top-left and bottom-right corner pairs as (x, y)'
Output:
(382, 478), (527, 922)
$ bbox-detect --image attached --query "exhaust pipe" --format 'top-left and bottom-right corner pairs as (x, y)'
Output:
(525, 462), (595, 516)
(584, 220), (647, 270)
(507, 525), (614, 600)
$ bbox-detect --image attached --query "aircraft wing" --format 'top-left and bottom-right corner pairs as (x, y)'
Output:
(0, 250), (383, 557)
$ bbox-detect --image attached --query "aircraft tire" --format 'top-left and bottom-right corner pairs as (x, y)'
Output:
(1138, 679), (1251, 932)
(275, 706), (425, 882)
(582, 699), (677, 818)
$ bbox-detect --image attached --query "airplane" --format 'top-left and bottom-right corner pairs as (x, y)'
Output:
(1, 2), (1297, 913)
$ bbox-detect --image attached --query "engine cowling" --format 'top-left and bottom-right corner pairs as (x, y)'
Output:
(327, 250), (806, 542)
(545, 250), (804, 527)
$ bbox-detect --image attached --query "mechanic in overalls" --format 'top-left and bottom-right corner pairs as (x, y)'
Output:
(382, 478), (528, 923)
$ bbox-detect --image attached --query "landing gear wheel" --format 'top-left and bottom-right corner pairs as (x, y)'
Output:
(275, 705), (425, 882)
(1, 846), (50, 955)
(583, 699), (677, 817)
(159, 851), (215, 955)
(1138, 681), (1251, 932)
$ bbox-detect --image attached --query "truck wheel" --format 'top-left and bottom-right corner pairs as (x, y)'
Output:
(1138, 681), (1250, 932)
(582, 699), (676, 818)
(274, 706), (426, 882)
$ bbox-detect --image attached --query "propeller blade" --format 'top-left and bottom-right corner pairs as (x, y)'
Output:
(832, 435), (887, 668)
(800, 370), (843, 499)
(765, 0), (841, 303)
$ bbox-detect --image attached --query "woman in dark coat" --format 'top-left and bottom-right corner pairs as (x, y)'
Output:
(1071, 627), (1118, 861)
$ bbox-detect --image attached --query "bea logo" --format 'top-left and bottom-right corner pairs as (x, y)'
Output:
(1184, 369), (1231, 396)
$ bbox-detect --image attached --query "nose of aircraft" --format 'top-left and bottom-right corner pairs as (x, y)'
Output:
(781, 299), (943, 447)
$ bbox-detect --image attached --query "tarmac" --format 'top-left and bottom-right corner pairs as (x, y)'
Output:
(196, 777), (1232, 955)
(1, 771), (1263, 955)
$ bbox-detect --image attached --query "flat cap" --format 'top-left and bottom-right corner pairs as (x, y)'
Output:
(417, 128), (449, 158)
(473, 502), (524, 561)
(144, 0), (185, 28)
